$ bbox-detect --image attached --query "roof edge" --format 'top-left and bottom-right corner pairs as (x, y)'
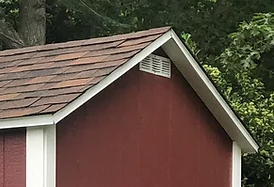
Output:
(0, 114), (53, 129)
(53, 29), (172, 123)
(162, 29), (259, 153)
(0, 29), (172, 129)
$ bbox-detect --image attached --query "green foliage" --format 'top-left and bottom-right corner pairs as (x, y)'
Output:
(57, 0), (274, 61)
(0, 0), (18, 23)
(205, 62), (274, 186)
(3, 0), (274, 57)
(215, 13), (274, 91)
(182, 14), (274, 185)
(181, 32), (200, 58)
(204, 13), (274, 187)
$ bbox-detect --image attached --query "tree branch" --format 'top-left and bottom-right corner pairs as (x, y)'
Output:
(79, 0), (130, 28)
(0, 7), (25, 49)
(58, 0), (130, 28)
(213, 0), (228, 17)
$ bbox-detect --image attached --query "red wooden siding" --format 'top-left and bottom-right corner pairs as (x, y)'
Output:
(57, 64), (232, 187)
(0, 129), (26, 187)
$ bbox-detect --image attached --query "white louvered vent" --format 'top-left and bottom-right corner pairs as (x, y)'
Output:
(139, 54), (171, 78)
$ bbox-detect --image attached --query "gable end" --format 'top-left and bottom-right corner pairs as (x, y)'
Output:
(0, 28), (258, 154)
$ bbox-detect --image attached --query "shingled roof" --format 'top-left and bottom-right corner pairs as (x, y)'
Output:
(0, 27), (171, 119)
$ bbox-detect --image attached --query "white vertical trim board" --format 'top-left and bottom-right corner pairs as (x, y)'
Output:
(26, 125), (56, 187)
(44, 125), (56, 187)
(26, 127), (44, 187)
(232, 142), (242, 187)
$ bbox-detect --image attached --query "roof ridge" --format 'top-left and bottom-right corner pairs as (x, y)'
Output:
(0, 26), (171, 58)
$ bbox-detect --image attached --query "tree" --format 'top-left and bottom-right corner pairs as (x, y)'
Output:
(0, 0), (46, 49)
(18, 0), (46, 46)
(203, 13), (274, 186)
(182, 13), (274, 186)
(58, 0), (274, 61)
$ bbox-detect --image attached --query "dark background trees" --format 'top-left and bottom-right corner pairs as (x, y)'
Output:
(0, 0), (45, 48)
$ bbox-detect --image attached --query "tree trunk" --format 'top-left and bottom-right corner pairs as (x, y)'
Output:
(18, 0), (46, 46)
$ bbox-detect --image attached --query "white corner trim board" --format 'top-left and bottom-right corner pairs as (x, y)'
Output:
(232, 142), (242, 187)
(26, 125), (56, 187)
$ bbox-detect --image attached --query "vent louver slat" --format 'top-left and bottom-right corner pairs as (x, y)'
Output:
(139, 54), (171, 78)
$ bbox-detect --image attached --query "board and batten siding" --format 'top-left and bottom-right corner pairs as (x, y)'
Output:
(0, 128), (26, 187)
(57, 64), (232, 187)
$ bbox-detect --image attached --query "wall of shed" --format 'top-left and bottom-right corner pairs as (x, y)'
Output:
(0, 128), (26, 187)
(57, 64), (232, 187)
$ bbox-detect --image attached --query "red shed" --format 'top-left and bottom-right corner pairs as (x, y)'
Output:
(0, 27), (258, 187)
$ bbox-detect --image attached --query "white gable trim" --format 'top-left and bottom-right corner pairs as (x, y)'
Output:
(53, 31), (172, 123)
(161, 30), (258, 153)
(0, 29), (258, 153)
(26, 125), (56, 187)
(232, 142), (242, 187)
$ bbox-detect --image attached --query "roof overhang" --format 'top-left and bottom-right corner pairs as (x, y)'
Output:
(162, 30), (258, 153)
(0, 29), (258, 153)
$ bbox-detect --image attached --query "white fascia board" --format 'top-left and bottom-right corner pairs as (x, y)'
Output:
(232, 142), (242, 187)
(53, 31), (172, 123)
(162, 29), (258, 153)
(26, 125), (56, 187)
(0, 114), (54, 129)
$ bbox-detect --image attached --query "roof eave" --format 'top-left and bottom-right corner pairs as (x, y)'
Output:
(0, 114), (54, 129)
